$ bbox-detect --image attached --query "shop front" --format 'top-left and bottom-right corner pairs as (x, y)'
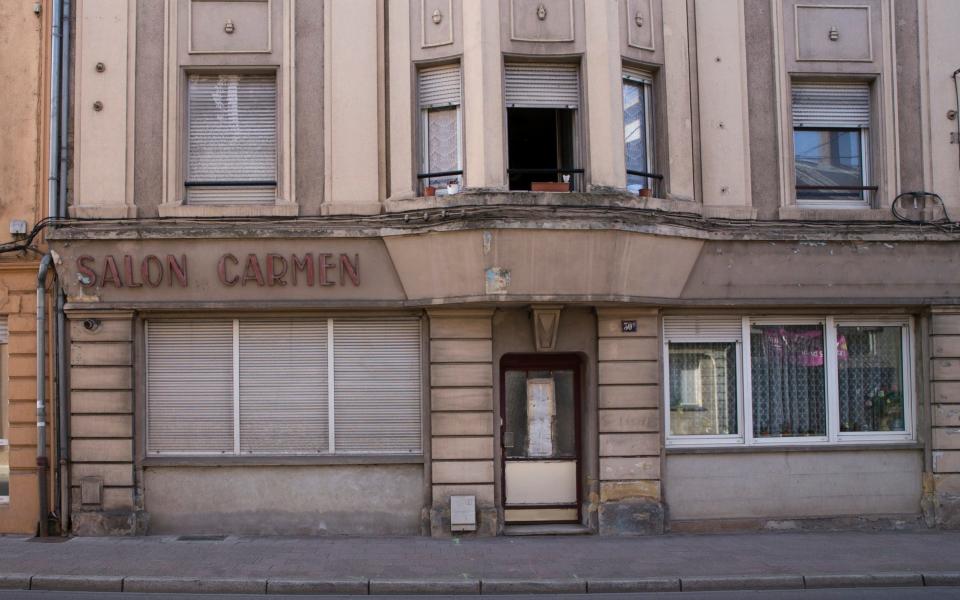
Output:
(46, 222), (960, 536)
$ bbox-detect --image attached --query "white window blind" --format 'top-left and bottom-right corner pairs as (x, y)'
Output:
(663, 316), (743, 342)
(238, 320), (329, 454)
(334, 319), (422, 453)
(147, 321), (235, 454)
(186, 73), (278, 205)
(505, 63), (580, 109)
(147, 318), (422, 456)
(792, 82), (871, 128)
(418, 64), (461, 109)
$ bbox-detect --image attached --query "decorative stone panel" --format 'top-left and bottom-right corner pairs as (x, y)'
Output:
(427, 309), (496, 536)
(421, 0), (454, 48)
(595, 309), (663, 535)
(794, 4), (872, 62)
(510, 0), (574, 42)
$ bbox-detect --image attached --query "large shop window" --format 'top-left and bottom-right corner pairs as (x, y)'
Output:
(663, 316), (914, 447)
(417, 63), (463, 195)
(185, 73), (278, 205)
(791, 81), (873, 208)
(622, 68), (658, 195)
(146, 318), (422, 456)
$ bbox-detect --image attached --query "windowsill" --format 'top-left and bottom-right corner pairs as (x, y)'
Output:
(666, 441), (923, 455)
(142, 454), (425, 467)
(157, 202), (299, 218)
(778, 206), (895, 221)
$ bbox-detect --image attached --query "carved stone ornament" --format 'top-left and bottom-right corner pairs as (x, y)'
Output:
(530, 304), (563, 352)
(224, 19), (235, 34)
(829, 25), (839, 41)
(635, 11), (644, 27)
(432, 8), (442, 24)
(537, 3), (547, 20)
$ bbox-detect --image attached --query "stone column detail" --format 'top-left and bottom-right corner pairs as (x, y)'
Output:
(596, 309), (663, 535)
(931, 308), (960, 528)
(427, 309), (496, 536)
(583, 0), (627, 191)
(68, 312), (141, 535)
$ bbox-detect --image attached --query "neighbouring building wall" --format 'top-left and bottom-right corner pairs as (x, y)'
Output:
(930, 308), (960, 527)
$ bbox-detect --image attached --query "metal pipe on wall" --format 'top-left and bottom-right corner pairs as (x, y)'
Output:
(36, 255), (53, 537)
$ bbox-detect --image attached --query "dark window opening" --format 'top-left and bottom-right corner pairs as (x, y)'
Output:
(507, 108), (578, 191)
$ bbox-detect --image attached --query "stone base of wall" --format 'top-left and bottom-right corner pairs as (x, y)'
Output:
(430, 503), (498, 537)
(670, 514), (927, 534)
(72, 510), (149, 536)
(598, 499), (665, 535)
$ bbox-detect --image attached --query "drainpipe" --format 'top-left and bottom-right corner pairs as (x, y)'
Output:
(55, 0), (72, 536)
(36, 255), (53, 537)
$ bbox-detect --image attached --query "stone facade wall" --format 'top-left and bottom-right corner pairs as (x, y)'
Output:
(931, 308), (960, 528)
(427, 309), (496, 536)
(595, 309), (663, 534)
(68, 311), (141, 535)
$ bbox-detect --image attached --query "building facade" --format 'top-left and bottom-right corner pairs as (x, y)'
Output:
(0, 0), (56, 535)
(49, 0), (960, 536)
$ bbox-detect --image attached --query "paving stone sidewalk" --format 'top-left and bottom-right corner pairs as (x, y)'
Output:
(1, 530), (959, 594)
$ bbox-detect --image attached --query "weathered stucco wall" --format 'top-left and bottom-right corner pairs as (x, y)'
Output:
(143, 465), (424, 536)
(665, 450), (923, 522)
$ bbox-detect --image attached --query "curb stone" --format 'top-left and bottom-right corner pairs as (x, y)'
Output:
(804, 573), (924, 589)
(266, 578), (369, 595)
(123, 576), (267, 594)
(30, 574), (123, 592)
(587, 577), (680, 593)
(0, 575), (31, 590)
(481, 578), (586, 595)
(924, 573), (960, 587)
(681, 575), (804, 591)
(369, 578), (480, 595)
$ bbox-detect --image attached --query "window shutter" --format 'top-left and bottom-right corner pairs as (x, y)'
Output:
(505, 63), (580, 109)
(147, 321), (234, 454)
(186, 73), (277, 204)
(238, 320), (329, 454)
(792, 82), (871, 128)
(419, 64), (461, 108)
(333, 319), (422, 453)
(663, 317), (743, 342)
(0, 318), (8, 344)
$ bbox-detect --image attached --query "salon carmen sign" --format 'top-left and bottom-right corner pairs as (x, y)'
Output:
(76, 253), (361, 289)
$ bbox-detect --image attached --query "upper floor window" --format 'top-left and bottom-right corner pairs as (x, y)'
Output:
(185, 73), (278, 205)
(417, 64), (463, 195)
(505, 63), (581, 192)
(664, 315), (914, 448)
(622, 68), (656, 195)
(792, 82), (873, 208)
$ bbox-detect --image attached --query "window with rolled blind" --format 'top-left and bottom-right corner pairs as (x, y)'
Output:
(504, 63), (580, 109)
(185, 73), (278, 205)
(418, 64), (463, 192)
(146, 318), (423, 456)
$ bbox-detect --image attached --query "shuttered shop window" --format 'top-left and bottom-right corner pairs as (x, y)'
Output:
(334, 319), (422, 453)
(186, 73), (278, 205)
(504, 63), (580, 109)
(147, 321), (235, 454)
(146, 318), (422, 456)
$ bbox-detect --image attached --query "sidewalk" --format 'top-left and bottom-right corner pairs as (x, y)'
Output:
(1, 530), (959, 594)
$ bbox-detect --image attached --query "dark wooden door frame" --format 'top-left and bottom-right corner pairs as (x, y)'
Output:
(499, 353), (583, 525)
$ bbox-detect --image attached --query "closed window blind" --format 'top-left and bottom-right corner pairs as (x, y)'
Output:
(334, 319), (422, 453)
(147, 318), (422, 456)
(186, 73), (277, 205)
(418, 64), (461, 109)
(0, 318), (8, 344)
(663, 316), (743, 342)
(505, 63), (580, 109)
(147, 321), (235, 454)
(792, 82), (871, 128)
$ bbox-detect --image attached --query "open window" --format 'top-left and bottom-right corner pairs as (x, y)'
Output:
(622, 68), (659, 195)
(792, 81), (874, 208)
(505, 63), (581, 192)
(417, 64), (463, 195)
(185, 73), (278, 205)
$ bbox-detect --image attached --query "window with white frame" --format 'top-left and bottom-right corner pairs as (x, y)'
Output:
(417, 64), (463, 194)
(622, 68), (656, 194)
(146, 318), (422, 456)
(792, 81), (872, 207)
(0, 318), (7, 503)
(185, 73), (278, 205)
(663, 316), (913, 447)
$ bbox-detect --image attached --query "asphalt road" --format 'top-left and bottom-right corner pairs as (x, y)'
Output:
(2, 589), (960, 600)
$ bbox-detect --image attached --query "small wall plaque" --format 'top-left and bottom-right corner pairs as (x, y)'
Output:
(450, 495), (477, 532)
(621, 320), (638, 333)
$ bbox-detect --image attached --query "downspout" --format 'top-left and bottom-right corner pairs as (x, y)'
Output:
(36, 255), (53, 537)
(55, 0), (72, 536)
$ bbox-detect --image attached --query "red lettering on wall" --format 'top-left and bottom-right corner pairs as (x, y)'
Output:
(101, 256), (122, 288)
(77, 256), (98, 288)
(166, 255), (188, 287)
(218, 254), (239, 286)
(339, 254), (360, 286)
(266, 254), (288, 287)
(318, 253), (335, 287)
(142, 255), (164, 287)
(123, 255), (143, 288)
(291, 254), (315, 287)
(242, 254), (266, 287)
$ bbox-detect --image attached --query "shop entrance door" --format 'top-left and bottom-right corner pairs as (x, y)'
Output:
(501, 354), (581, 524)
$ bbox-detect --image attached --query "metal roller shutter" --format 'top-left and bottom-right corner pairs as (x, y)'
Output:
(0, 318), (8, 344)
(791, 82), (871, 128)
(419, 64), (462, 108)
(663, 316), (743, 342)
(186, 73), (277, 204)
(333, 319), (422, 453)
(238, 320), (329, 454)
(504, 63), (580, 109)
(147, 320), (234, 454)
